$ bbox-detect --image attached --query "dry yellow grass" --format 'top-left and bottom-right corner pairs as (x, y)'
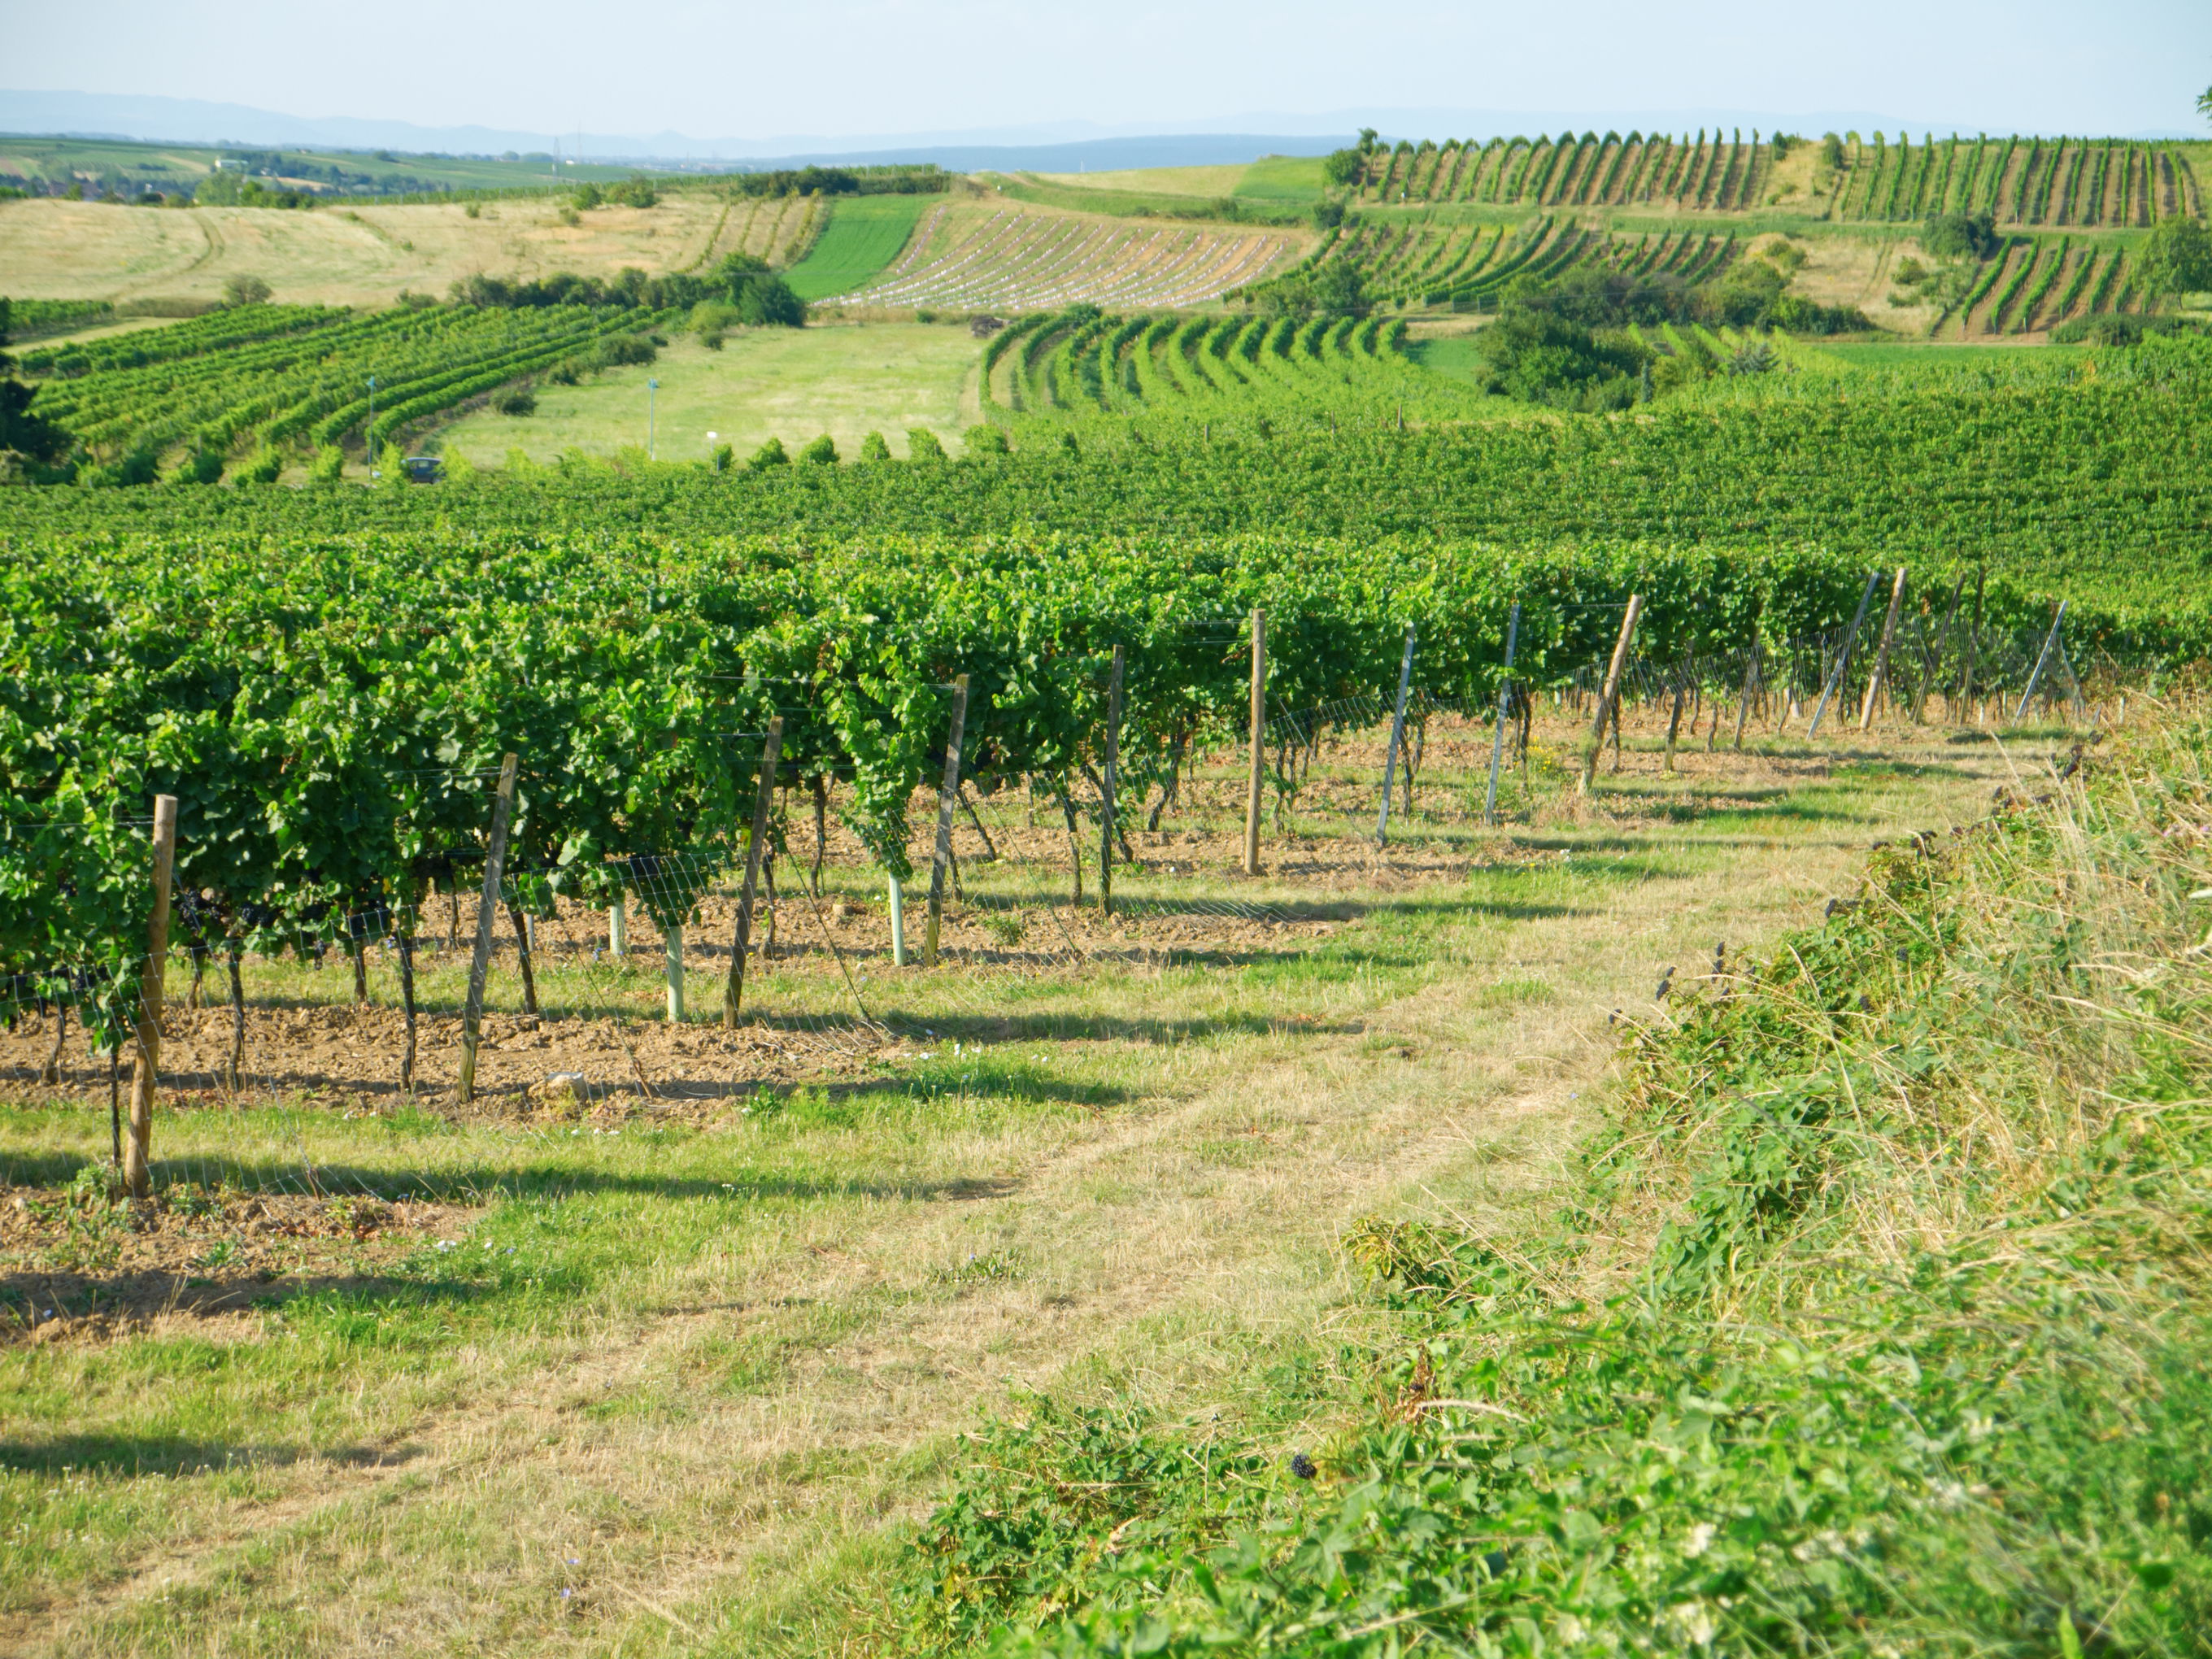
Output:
(0, 194), (753, 309)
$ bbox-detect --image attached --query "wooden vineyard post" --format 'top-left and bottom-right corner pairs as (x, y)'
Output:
(1375, 624), (1417, 846)
(1577, 595), (1642, 795)
(725, 716), (784, 1024)
(121, 794), (177, 1200)
(1483, 602), (1521, 825)
(455, 753), (518, 1107)
(924, 678), (970, 965)
(1857, 567), (1909, 731)
(2014, 602), (2069, 725)
(1806, 572), (1882, 739)
(1099, 648), (1124, 916)
(1243, 609), (1265, 876)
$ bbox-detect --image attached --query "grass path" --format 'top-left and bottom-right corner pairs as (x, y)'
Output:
(0, 737), (2023, 1655)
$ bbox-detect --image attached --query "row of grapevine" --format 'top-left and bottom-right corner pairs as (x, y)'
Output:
(1358, 132), (1778, 214)
(1942, 241), (2138, 337)
(1351, 132), (2201, 227)
(1, 525), (2157, 1008)
(8, 334), (2210, 631)
(1249, 216), (1738, 311)
(22, 303), (666, 477)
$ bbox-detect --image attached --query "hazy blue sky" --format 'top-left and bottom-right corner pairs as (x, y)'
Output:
(8, 0), (2209, 144)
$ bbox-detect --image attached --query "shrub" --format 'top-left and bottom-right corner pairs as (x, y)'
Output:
(708, 442), (734, 473)
(906, 427), (946, 459)
(964, 425), (1010, 456)
(1820, 132), (1844, 168)
(594, 335), (656, 368)
(858, 431), (891, 462)
(2140, 216), (2212, 298)
(572, 182), (604, 211)
(491, 386), (536, 417)
(220, 274), (272, 308)
(749, 436), (788, 470)
(797, 433), (838, 465)
(1924, 210), (2001, 261)
(308, 445), (345, 485)
(237, 446), (283, 486)
(185, 447), (226, 486)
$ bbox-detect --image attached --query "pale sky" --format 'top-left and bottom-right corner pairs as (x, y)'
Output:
(6, 0), (2208, 145)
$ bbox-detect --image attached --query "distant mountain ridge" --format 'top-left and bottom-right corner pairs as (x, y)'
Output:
(2, 89), (2201, 167)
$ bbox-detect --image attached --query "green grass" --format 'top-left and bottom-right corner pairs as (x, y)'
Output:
(433, 320), (982, 465)
(1232, 155), (1328, 206)
(785, 194), (934, 302)
(932, 711), (2212, 1657)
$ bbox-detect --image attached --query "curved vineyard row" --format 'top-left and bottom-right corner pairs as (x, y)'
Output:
(1350, 131), (2203, 227)
(823, 206), (1299, 311)
(1287, 216), (1739, 310)
(21, 303), (667, 477)
(7, 337), (2210, 629)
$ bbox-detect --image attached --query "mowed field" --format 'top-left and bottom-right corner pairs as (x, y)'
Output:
(434, 320), (984, 466)
(824, 198), (1306, 310)
(0, 194), (810, 309)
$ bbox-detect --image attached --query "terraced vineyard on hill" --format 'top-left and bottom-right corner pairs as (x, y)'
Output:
(1352, 130), (2205, 226)
(824, 202), (1300, 310)
(1266, 214), (1739, 310)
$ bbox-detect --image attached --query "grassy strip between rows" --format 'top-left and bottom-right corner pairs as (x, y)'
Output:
(879, 705), (2212, 1657)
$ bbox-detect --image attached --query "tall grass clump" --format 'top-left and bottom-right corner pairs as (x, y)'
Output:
(900, 708), (2212, 1656)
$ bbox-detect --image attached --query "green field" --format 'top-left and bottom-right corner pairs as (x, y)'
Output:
(1231, 153), (1327, 205)
(434, 320), (982, 465)
(784, 194), (934, 301)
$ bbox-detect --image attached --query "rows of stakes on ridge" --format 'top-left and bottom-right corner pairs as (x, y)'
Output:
(825, 204), (1300, 311)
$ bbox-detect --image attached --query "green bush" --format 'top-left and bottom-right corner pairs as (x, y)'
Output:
(748, 436), (788, 470)
(858, 431), (891, 462)
(307, 446), (345, 486)
(798, 433), (838, 465)
(964, 425), (1009, 456)
(708, 442), (734, 473)
(491, 386), (536, 417)
(1924, 209), (2001, 261)
(906, 427), (946, 459)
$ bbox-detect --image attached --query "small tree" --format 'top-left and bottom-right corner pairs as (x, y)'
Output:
(2140, 216), (2212, 301)
(221, 273), (272, 307)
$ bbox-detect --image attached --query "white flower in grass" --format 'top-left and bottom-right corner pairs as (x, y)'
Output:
(1683, 1522), (1716, 1557)
(1666, 1600), (1717, 1647)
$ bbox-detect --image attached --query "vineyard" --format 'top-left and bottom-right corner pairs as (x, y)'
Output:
(15, 299), (671, 479)
(822, 201), (1301, 311)
(1349, 129), (2207, 227)
(6, 119), (2212, 1654)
